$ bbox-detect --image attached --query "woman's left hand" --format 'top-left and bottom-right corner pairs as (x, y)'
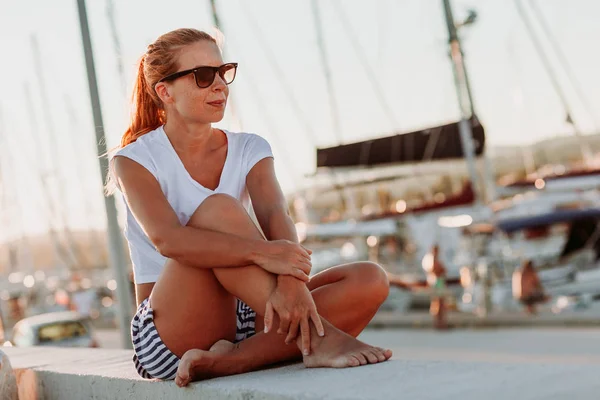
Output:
(264, 275), (325, 355)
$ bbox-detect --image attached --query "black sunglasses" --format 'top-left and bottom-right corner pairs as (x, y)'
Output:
(158, 63), (238, 88)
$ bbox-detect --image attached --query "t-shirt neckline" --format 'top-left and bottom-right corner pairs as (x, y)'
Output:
(159, 125), (232, 192)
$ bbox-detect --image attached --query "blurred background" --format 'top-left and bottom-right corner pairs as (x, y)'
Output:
(1, 0), (600, 350)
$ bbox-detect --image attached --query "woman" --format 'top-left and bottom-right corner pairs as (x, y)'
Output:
(110, 28), (392, 387)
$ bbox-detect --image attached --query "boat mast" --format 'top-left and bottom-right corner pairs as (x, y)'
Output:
(76, 0), (134, 349)
(441, 0), (484, 206)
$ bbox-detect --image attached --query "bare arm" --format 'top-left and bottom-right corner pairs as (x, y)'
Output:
(248, 158), (298, 244)
(247, 158), (324, 351)
(114, 156), (267, 269)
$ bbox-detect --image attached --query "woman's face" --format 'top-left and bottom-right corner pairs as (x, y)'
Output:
(158, 40), (229, 124)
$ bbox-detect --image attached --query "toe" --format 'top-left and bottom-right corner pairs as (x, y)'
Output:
(373, 348), (386, 362)
(348, 356), (361, 367)
(383, 349), (393, 359)
(364, 350), (379, 364)
(355, 352), (368, 365)
(175, 371), (189, 387)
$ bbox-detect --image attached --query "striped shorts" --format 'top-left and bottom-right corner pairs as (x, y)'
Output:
(131, 298), (256, 380)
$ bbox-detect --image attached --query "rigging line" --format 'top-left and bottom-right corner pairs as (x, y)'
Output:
(236, 0), (319, 145)
(0, 107), (28, 241)
(331, 0), (400, 130)
(2, 114), (74, 269)
(225, 34), (305, 190)
(23, 82), (75, 269)
(528, 0), (600, 132)
(376, 0), (388, 65)
(311, 0), (343, 144)
(0, 107), (38, 272)
(105, 0), (128, 97)
(239, 70), (302, 188)
(507, 34), (537, 174)
(513, 0), (593, 164)
(0, 105), (14, 245)
(31, 35), (86, 267)
(208, 0), (244, 130)
(514, 0), (579, 134)
(208, 1), (297, 186)
(226, 27), (351, 207)
(236, 0), (348, 212)
(64, 94), (102, 267)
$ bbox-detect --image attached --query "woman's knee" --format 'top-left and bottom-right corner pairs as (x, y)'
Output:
(348, 262), (390, 304)
(188, 194), (250, 230)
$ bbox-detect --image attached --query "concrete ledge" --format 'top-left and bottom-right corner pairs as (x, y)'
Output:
(0, 349), (18, 400)
(4, 344), (599, 400)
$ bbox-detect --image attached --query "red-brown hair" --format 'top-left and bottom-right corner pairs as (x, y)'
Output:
(121, 28), (217, 147)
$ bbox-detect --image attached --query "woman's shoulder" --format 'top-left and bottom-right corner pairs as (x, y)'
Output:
(114, 127), (165, 158)
(224, 129), (266, 142)
(226, 130), (271, 151)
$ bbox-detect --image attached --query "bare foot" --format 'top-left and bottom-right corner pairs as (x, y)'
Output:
(174, 340), (235, 387)
(301, 319), (393, 368)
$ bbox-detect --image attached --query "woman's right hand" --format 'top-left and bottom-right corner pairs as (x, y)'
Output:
(256, 240), (312, 282)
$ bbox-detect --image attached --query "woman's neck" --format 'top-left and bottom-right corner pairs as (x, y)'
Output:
(163, 115), (215, 154)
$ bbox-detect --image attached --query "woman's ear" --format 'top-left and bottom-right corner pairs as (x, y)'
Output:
(155, 82), (173, 105)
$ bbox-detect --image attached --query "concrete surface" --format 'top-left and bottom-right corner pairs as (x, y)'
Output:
(4, 328), (600, 400)
(370, 309), (600, 329)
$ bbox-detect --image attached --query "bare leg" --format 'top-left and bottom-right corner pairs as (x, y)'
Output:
(176, 261), (392, 385)
(147, 194), (391, 385)
(433, 298), (448, 330)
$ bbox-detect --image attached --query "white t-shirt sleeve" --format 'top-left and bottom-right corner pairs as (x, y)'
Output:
(244, 134), (274, 176)
(110, 142), (159, 189)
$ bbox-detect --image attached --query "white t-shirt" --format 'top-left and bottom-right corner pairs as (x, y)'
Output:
(112, 125), (273, 284)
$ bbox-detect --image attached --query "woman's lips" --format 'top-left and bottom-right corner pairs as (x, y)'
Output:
(207, 100), (225, 107)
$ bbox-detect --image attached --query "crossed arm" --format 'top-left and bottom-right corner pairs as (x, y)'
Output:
(113, 155), (323, 343)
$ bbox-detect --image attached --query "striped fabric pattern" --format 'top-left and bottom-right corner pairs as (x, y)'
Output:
(131, 299), (180, 380)
(131, 298), (257, 380)
(235, 299), (257, 343)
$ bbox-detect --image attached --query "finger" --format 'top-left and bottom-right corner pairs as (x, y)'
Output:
(300, 317), (311, 356)
(285, 319), (300, 344)
(292, 268), (310, 282)
(310, 310), (325, 337)
(301, 245), (313, 255)
(264, 301), (274, 333)
(295, 245), (310, 258)
(296, 260), (312, 274)
(278, 312), (291, 335)
(300, 253), (312, 263)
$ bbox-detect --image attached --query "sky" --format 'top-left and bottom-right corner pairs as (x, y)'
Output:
(0, 0), (599, 239)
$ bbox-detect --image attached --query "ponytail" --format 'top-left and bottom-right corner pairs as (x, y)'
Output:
(106, 29), (217, 195)
(121, 57), (165, 147)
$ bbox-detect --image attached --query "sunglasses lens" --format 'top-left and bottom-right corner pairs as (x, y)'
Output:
(220, 64), (237, 84)
(194, 67), (216, 88)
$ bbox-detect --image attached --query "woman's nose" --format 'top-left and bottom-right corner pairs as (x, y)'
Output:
(212, 74), (227, 90)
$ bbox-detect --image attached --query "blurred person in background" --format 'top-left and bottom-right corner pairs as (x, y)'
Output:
(109, 28), (392, 386)
(426, 245), (448, 330)
(512, 260), (549, 315)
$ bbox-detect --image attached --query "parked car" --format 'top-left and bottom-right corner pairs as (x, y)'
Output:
(8, 311), (99, 348)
